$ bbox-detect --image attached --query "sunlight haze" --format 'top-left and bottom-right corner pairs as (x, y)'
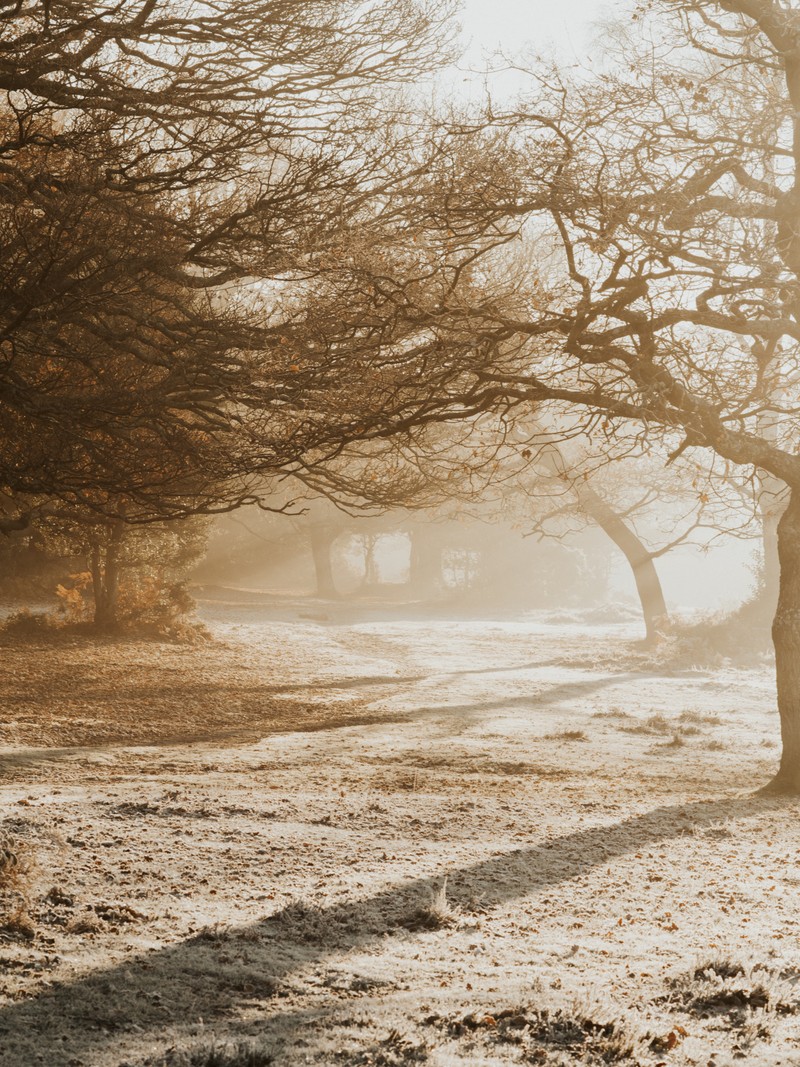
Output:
(3, 2), (800, 1063)
(460, 0), (613, 61)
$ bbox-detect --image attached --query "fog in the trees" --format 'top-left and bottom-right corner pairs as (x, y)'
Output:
(2, 3), (799, 1065)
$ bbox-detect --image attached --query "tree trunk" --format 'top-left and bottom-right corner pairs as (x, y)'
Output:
(409, 527), (441, 597)
(763, 490), (800, 793)
(309, 522), (338, 598)
(755, 439), (786, 616)
(362, 534), (378, 588)
(575, 482), (668, 645)
(537, 444), (668, 643)
(90, 525), (123, 629)
(762, 507), (782, 613)
(756, 467), (787, 617)
(90, 542), (104, 621)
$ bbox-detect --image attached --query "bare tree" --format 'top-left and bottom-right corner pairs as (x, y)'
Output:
(530, 446), (671, 643)
(276, 1), (800, 792)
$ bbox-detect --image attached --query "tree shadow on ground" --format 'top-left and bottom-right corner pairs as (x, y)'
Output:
(0, 792), (792, 1064)
(0, 671), (644, 777)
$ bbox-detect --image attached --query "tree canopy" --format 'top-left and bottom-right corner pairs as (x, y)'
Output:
(270, 0), (800, 791)
(8, 0), (800, 789)
(0, 0), (454, 522)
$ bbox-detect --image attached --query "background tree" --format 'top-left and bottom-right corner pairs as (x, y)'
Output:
(289, 414), (682, 639)
(514, 437), (762, 643)
(44, 514), (208, 631)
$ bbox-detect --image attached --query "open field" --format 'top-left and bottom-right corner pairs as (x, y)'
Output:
(0, 593), (798, 1066)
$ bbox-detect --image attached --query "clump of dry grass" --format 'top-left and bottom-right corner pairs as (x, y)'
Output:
(400, 878), (460, 932)
(663, 957), (800, 1021)
(678, 710), (723, 726)
(190, 1048), (273, 1067)
(648, 733), (687, 752)
(622, 713), (672, 735)
(267, 897), (367, 945)
(592, 707), (633, 721)
(187, 921), (235, 943)
(426, 998), (644, 1064)
(268, 898), (329, 942)
(622, 713), (713, 748)
(543, 729), (589, 743)
(350, 1029), (429, 1065)
(0, 832), (35, 939)
(523, 1006), (641, 1065)
(655, 957), (794, 1060)
(144, 1042), (274, 1066)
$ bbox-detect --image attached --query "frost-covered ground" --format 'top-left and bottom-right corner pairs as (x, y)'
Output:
(0, 593), (798, 1067)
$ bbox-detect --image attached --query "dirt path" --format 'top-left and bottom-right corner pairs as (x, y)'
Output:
(1, 599), (798, 1066)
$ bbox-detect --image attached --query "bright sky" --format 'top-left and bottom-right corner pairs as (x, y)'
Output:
(459, 0), (615, 63)
(439, 0), (621, 102)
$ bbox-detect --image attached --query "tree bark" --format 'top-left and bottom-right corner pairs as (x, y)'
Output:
(756, 467), (787, 617)
(575, 482), (668, 645)
(754, 453), (787, 615)
(309, 522), (338, 599)
(762, 490), (800, 793)
(762, 507), (782, 613)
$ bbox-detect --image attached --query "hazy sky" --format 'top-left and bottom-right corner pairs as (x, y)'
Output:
(442, 0), (619, 101)
(459, 0), (613, 63)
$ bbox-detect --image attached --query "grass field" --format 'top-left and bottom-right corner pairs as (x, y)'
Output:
(0, 595), (797, 1066)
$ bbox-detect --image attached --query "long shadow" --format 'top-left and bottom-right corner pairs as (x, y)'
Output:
(2, 653), (686, 710)
(0, 672), (637, 780)
(0, 711), (417, 777)
(260, 658), (660, 693)
(404, 672), (637, 720)
(0, 792), (790, 1064)
(13, 666), (639, 714)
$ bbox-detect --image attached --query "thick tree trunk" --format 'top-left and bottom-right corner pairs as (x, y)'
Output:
(309, 522), (338, 598)
(754, 466), (787, 615)
(762, 508), (781, 613)
(575, 482), (668, 645)
(762, 491), (800, 793)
